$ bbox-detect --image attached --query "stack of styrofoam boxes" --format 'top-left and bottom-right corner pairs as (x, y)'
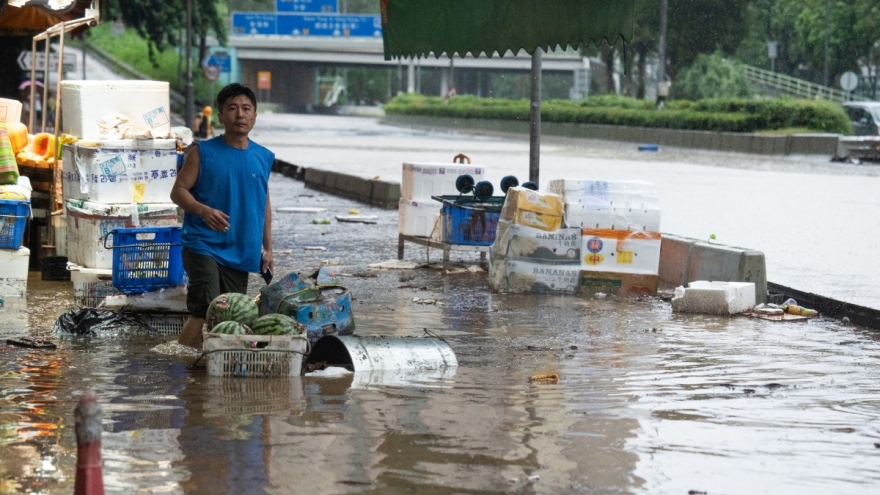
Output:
(488, 187), (582, 294)
(547, 179), (662, 296)
(60, 80), (181, 308)
(0, 177), (32, 331)
(398, 161), (486, 240)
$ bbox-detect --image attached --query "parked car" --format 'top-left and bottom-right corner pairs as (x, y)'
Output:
(842, 102), (880, 136)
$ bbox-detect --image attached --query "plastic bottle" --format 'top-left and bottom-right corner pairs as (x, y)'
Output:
(781, 298), (818, 317)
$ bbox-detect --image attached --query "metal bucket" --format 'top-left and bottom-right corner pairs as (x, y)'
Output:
(305, 335), (458, 372)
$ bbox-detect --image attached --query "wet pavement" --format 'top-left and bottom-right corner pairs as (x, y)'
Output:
(253, 113), (880, 311)
(2, 177), (880, 494)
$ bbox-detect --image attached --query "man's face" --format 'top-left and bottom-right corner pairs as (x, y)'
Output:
(218, 94), (256, 136)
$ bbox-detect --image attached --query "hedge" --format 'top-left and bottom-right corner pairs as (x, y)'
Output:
(384, 95), (853, 135)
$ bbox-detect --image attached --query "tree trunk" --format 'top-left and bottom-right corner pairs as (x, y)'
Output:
(602, 44), (615, 94)
(636, 44), (648, 100)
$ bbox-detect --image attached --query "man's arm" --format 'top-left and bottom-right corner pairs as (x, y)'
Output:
(170, 145), (230, 231)
(261, 192), (274, 274)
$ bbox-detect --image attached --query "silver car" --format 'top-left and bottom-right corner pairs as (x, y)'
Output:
(843, 102), (880, 136)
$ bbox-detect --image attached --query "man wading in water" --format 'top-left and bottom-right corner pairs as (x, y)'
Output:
(171, 83), (275, 349)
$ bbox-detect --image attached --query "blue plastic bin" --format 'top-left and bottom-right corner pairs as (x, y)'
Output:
(433, 195), (504, 246)
(0, 200), (30, 249)
(107, 227), (184, 295)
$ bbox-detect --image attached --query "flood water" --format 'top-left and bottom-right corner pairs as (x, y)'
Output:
(2, 178), (879, 494)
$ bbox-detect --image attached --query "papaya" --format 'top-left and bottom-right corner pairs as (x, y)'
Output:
(6, 123), (28, 154)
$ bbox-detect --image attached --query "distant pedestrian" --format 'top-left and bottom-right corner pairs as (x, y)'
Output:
(192, 105), (215, 140)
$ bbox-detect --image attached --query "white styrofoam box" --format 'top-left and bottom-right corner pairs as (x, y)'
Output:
(401, 162), (486, 201)
(398, 197), (442, 237)
(671, 281), (756, 315)
(565, 205), (662, 231)
(61, 80), (171, 139)
(580, 229), (661, 275)
(0, 247), (30, 298)
(66, 201), (179, 269)
(62, 139), (178, 204)
(547, 179), (659, 199)
(52, 213), (67, 257)
(69, 265), (120, 308)
(0, 97), (22, 126)
(0, 295), (28, 333)
(492, 220), (581, 265)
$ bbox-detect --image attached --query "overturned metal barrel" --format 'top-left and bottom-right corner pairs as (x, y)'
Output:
(306, 335), (457, 371)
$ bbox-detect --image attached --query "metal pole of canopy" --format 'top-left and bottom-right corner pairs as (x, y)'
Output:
(529, 47), (542, 186)
(185, 0), (195, 130)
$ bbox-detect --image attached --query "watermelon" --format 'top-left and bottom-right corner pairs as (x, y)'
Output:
(252, 314), (303, 336)
(206, 292), (259, 330)
(209, 320), (252, 335)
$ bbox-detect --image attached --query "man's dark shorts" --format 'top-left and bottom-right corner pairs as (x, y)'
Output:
(182, 249), (249, 318)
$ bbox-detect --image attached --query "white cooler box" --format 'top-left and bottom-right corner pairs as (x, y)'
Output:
(0, 247), (30, 298)
(398, 198), (442, 237)
(69, 265), (121, 308)
(66, 201), (180, 270)
(62, 139), (178, 204)
(61, 80), (171, 139)
(402, 162), (486, 201)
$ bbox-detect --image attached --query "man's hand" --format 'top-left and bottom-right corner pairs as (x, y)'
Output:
(261, 250), (274, 276)
(201, 206), (230, 232)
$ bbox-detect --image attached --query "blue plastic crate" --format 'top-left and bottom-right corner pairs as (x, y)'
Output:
(108, 227), (184, 295)
(433, 195), (504, 246)
(0, 200), (30, 250)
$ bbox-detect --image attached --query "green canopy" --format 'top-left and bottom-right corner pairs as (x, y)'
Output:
(381, 0), (636, 60)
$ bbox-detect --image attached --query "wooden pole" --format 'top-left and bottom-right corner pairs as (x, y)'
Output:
(74, 389), (104, 495)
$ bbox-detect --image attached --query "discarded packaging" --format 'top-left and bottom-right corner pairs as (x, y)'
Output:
(671, 281), (756, 315)
(335, 215), (378, 224)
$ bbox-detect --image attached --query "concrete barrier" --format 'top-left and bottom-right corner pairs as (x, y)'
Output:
(659, 234), (767, 304)
(383, 114), (840, 157)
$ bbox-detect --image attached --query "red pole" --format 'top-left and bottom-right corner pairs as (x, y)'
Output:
(74, 389), (104, 495)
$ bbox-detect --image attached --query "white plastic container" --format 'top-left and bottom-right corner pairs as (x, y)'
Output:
(62, 139), (178, 204)
(0, 247), (30, 298)
(0, 98), (23, 126)
(60, 80), (171, 139)
(398, 197), (442, 237)
(66, 201), (179, 269)
(401, 162), (486, 201)
(671, 281), (756, 315)
(203, 332), (308, 377)
(69, 265), (120, 308)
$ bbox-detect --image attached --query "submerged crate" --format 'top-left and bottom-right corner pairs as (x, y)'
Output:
(0, 199), (29, 249)
(433, 195), (504, 246)
(109, 227), (184, 295)
(140, 313), (189, 335)
(70, 266), (121, 307)
(202, 332), (309, 378)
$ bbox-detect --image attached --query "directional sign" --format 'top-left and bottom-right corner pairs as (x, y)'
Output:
(18, 51), (77, 72)
(232, 13), (278, 35)
(276, 13), (382, 38)
(276, 0), (337, 13)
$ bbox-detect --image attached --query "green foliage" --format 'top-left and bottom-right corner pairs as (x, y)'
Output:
(385, 95), (853, 134)
(672, 53), (753, 100)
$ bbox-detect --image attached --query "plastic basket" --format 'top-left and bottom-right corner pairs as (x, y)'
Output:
(106, 227), (184, 295)
(140, 313), (189, 336)
(433, 195), (504, 246)
(202, 332), (309, 378)
(0, 199), (30, 249)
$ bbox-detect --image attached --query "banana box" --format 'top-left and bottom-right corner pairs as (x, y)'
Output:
(579, 271), (659, 296)
(502, 261), (580, 294)
(493, 220), (580, 265)
(499, 187), (564, 231)
(580, 228), (661, 275)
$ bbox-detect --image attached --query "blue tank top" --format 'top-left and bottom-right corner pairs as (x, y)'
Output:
(181, 136), (274, 272)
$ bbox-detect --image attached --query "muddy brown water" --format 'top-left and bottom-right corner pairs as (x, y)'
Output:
(2, 178), (879, 494)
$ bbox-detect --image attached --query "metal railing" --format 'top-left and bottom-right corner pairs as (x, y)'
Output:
(742, 64), (875, 103)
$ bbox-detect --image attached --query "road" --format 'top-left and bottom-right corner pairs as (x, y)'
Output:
(251, 112), (880, 310)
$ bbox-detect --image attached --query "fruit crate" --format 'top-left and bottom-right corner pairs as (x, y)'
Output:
(432, 195), (504, 246)
(140, 313), (189, 336)
(0, 199), (30, 249)
(202, 331), (309, 378)
(106, 227), (184, 295)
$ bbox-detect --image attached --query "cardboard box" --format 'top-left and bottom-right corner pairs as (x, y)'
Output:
(492, 220), (580, 265)
(499, 187), (564, 231)
(61, 80), (171, 139)
(502, 260), (580, 294)
(581, 228), (661, 275)
(62, 139), (178, 204)
(579, 271), (659, 296)
(0, 98), (22, 126)
(401, 162), (485, 201)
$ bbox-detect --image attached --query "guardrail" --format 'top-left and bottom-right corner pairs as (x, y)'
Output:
(742, 64), (874, 103)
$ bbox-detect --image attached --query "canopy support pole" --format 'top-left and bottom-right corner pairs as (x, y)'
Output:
(529, 47), (542, 186)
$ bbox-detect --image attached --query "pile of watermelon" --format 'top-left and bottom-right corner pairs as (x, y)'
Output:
(206, 292), (303, 336)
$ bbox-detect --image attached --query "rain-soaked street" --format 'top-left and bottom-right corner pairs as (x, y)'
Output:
(3, 169), (880, 494)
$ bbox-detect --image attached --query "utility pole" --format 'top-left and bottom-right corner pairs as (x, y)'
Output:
(185, 0), (195, 129)
(657, 0), (668, 99)
(823, 0), (831, 86)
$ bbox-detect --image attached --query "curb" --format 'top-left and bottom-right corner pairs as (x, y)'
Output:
(383, 114), (840, 157)
(272, 159), (400, 209)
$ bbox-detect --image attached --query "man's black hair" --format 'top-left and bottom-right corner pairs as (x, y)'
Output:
(216, 83), (257, 111)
